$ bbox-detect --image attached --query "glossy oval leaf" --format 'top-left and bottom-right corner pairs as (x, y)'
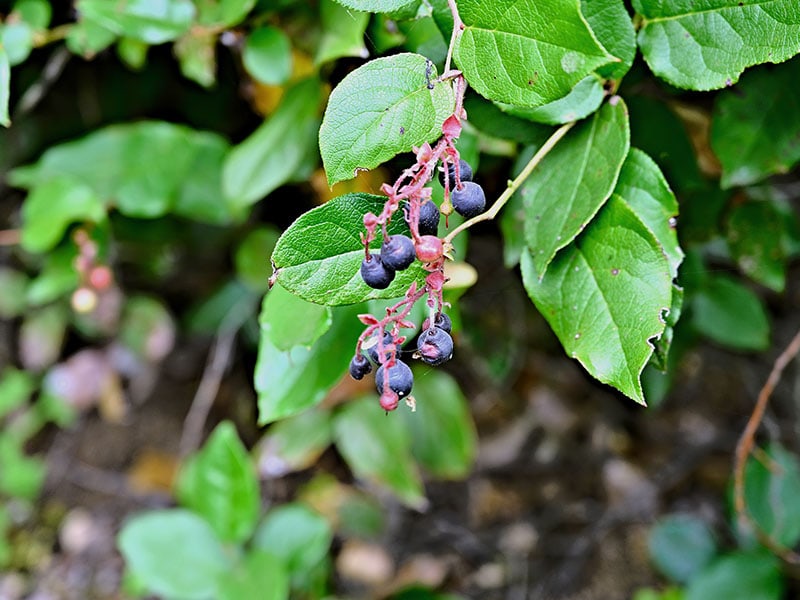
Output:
(634, 0), (800, 90)
(582, 0), (636, 80)
(614, 148), (683, 279)
(333, 396), (426, 508)
(521, 196), (673, 404)
(176, 421), (260, 543)
(261, 284), (332, 351)
(453, 0), (613, 107)
(524, 99), (630, 277)
(271, 193), (427, 305)
(118, 509), (230, 600)
(710, 57), (800, 188)
(78, 0), (195, 44)
(243, 26), (292, 85)
(690, 275), (769, 351)
(684, 550), (783, 600)
(319, 53), (455, 186)
(497, 75), (605, 126)
(256, 302), (363, 424)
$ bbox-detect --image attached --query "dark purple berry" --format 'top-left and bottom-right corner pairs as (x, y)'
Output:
(438, 158), (473, 189)
(416, 326), (453, 366)
(366, 331), (393, 364)
(451, 181), (486, 218)
(422, 312), (452, 334)
(380, 234), (415, 271)
(418, 200), (440, 236)
(349, 354), (372, 380)
(375, 359), (414, 398)
(360, 255), (395, 289)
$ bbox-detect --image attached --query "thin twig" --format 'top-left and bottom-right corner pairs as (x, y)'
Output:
(443, 0), (463, 75)
(733, 326), (800, 564)
(0, 229), (21, 246)
(443, 121), (575, 244)
(13, 45), (71, 119)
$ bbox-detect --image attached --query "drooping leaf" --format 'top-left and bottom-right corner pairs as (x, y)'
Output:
(333, 397), (426, 508)
(726, 199), (789, 292)
(77, 0), (195, 44)
(690, 275), (769, 351)
(453, 0), (613, 107)
(399, 370), (476, 479)
(252, 503), (333, 581)
(118, 509), (230, 600)
(496, 75), (605, 126)
(0, 47), (10, 127)
(174, 31), (217, 88)
(521, 195), (672, 404)
(256, 408), (333, 478)
(261, 284), (332, 351)
(21, 177), (105, 253)
(710, 57), (800, 188)
(316, 0), (369, 65)
(581, 0), (636, 80)
(614, 148), (683, 279)
(176, 421), (260, 544)
(1, 22), (34, 66)
(684, 550), (782, 600)
(216, 551), (289, 600)
(463, 95), (553, 144)
(331, 0), (417, 12)
(742, 442), (800, 549)
(524, 99), (630, 277)
(117, 37), (149, 70)
(398, 16), (449, 66)
(256, 302), (363, 424)
(319, 53), (454, 185)
(271, 193), (427, 305)
(243, 26), (292, 85)
(634, 0), (800, 90)
(648, 514), (717, 584)
(223, 78), (321, 207)
(66, 16), (117, 56)
(194, 0), (255, 27)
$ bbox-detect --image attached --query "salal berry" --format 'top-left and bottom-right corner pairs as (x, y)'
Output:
(422, 312), (452, 334)
(380, 234), (416, 271)
(418, 200), (440, 236)
(375, 359), (413, 398)
(360, 255), (395, 289)
(439, 158), (473, 189)
(451, 181), (486, 218)
(417, 326), (453, 366)
(416, 235), (443, 262)
(367, 331), (393, 364)
(349, 354), (372, 380)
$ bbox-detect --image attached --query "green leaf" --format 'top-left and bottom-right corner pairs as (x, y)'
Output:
(261, 284), (332, 351)
(117, 37), (149, 70)
(726, 200), (789, 292)
(399, 370), (476, 479)
(333, 397), (426, 508)
(743, 442), (800, 548)
(684, 550), (782, 600)
(398, 16), (449, 66)
(255, 303), (362, 424)
(223, 78), (321, 207)
(78, 0), (195, 44)
(256, 408), (332, 477)
(463, 95), (553, 145)
(242, 26), (292, 85)
(634, 0), (800, 90)
(252, 503), (333, 582)
(331, 0), (417, 12)
(235, 226), (280, 292)
(175, 31), (217, 88)
(176, 421), (260, 543)
(0, 47), (9, 127)
(711, 57), (800, 188)
(216, 551), (289, 600)
(1, 22), (34, 66)
(13, 0), (52, 30)
(581, 0), (636, 80)
(690, 275), (769, 351)
(0, 368), (35, 420)
(26, 245), (80, 306)
(0, 436), (45, 500)
(521, 196), (673, 404)
(194, 0), (255, 27)
(21, 177), (105, 253)
(271, 193), (427, 305)
(65, 16), (117, 57)
(524, 99), (630, 277)
(614, 148), (683, 279)
(185, 279), (257, 334)
(319, 53), (454, 186)
(453, 0), (613, 107)
(316, 0), (369, 65)
(0, 268), (29, 318)
(496, 75), (605, 126)
(648, 514), (717, 584)
(118, 509), (231, 600)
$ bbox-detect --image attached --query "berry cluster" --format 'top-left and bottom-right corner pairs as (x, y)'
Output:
(347, 75), (488, 412)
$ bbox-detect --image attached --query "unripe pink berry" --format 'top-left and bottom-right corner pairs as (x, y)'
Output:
(380, 390), (399, 411)
(415, 235), (443, 262)
(88, 265), (113, 291)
